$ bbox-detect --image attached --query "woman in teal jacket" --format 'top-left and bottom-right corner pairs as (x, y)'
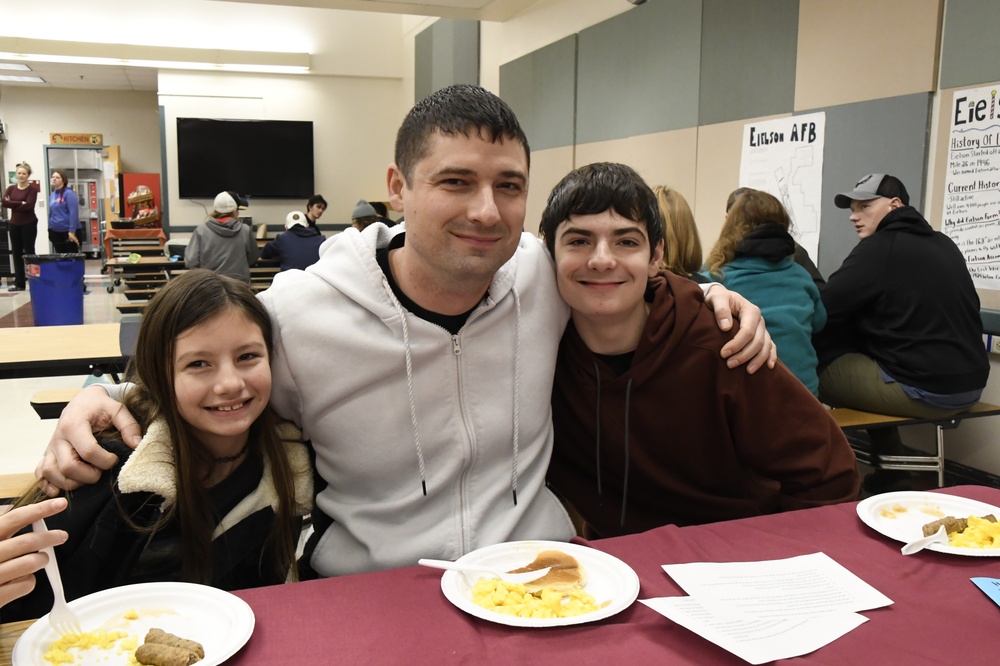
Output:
(703, 188), (826, 395)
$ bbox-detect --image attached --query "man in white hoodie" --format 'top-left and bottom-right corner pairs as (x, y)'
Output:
(35, 85), (773, 576)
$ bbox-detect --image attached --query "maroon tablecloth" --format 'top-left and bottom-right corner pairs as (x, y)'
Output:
(231, 486), (1000, 664)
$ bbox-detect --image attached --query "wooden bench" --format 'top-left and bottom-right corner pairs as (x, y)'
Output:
(123, 288), (158, 301)
(116, 299), (148, 314)
(831, 402), (1000, 487)
(108, 244), (166, 257)
(123, 278), (167, 290)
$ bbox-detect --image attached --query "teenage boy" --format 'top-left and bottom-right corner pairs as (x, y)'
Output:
(36, 87), (773, 575)
(541, 162), (859, 538)
(304, 194), (327, 227)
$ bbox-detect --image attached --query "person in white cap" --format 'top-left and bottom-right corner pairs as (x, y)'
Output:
(815, 173), (989, 492)
(261, 210), (326, 271)
(185, 191), (260, 282)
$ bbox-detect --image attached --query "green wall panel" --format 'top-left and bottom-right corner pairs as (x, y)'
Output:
(940, 0), (1000, 89)
(811, 94), (931, 277)
(500, 35), (577, 151)
(415, 19), (480, 103)
(576, 0), (702, 143)
(698, 0), (799, 126)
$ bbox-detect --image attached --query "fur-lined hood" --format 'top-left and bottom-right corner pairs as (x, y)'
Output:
(117, 418), (312, 538)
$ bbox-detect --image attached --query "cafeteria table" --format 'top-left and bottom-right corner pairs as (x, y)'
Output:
(0, 323), (128, 381)
(3, 486), (998, 665)
(103, 256), (177, 293)
(224, 485), (999, 665)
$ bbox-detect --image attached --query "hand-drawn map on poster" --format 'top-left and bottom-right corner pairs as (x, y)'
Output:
(739, 112), (826, 262)
(943, 84), (1000, 290)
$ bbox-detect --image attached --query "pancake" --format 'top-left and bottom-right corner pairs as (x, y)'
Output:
(507, 549), (586, 594)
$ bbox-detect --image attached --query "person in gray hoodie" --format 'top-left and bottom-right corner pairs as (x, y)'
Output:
(185, 191), (260, 282)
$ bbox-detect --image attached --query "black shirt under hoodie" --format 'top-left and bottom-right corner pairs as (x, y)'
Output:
(813, 205), (988, 394)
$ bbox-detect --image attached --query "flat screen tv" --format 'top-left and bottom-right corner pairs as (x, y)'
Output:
(176, 118), (314, 199)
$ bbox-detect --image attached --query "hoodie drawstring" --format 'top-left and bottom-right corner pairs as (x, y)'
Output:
(387, 281), (428, 496)
(593, 362), (603, 501)
(620, 378), (633, 528)
(592, 363), (633, 528)
(510, 290), (523, 506)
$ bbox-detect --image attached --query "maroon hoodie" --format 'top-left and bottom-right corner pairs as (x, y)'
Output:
(548, 271), (859, 538)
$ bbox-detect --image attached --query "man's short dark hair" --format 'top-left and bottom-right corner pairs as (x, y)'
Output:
(540, 162), (665, 258)
(394, 84), (530, 183)
(307, 194), (328, 209)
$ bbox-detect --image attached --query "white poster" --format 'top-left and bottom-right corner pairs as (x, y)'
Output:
(738, 112), (826, 262)
(943, 85), (1000, 290)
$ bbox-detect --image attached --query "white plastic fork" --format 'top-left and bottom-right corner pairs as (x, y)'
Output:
(418, 558), (552, 584)
(901, 525), (949, 555)
(32, 519), (83, 636)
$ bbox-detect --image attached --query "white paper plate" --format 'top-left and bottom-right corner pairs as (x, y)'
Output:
(12, 582), (254, 665)
(856, 491), (1000, 556)
(439, 540), (640, 627)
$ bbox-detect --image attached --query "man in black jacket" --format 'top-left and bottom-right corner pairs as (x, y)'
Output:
(814, 174), (989, 489)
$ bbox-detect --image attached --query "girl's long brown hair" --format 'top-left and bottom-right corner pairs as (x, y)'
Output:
(706, 189), (792, 277)
(129, 269), (301, 583)
(652, 185), (702, 277)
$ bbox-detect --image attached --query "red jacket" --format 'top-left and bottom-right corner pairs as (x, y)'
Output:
(548, 272), (859, 538)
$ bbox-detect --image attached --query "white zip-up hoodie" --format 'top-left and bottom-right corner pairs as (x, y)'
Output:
(261, 223), (576, 576)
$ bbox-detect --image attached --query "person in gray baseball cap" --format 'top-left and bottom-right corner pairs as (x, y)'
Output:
(832, 173), (910, 239)
(815, 173), (989, 492)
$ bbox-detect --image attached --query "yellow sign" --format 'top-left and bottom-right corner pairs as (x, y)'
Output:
(50, 133), (103, 146)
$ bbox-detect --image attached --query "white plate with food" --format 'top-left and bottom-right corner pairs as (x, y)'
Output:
(438, 540), (640, 627)
(12, 581), (254, 665)
(856, 491), (1000, 556)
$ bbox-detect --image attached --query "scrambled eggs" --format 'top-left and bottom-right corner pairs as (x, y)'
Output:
(472, 578), (604, 619)
(43, 630), (139, 664)
(949, 515), (1000, 548)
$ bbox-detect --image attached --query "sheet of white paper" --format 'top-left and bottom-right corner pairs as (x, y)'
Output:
(661, 552), (892, 620)
(641, 597), (867, 665)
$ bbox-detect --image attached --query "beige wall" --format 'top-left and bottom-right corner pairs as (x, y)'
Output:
(794, 0), (942, 110)
(524, 145), (574, 235)
(158, 70), (404, 232)
(0, 87), (161, 251)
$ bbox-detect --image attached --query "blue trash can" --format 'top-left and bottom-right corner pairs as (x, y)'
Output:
(25, 254), (86, 326)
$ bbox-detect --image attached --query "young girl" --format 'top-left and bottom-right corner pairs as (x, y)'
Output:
(6, 269), (312, 621)
(703, 189), (826, 395)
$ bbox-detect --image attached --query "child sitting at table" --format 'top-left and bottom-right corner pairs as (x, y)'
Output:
(5, 269), (312, 621)
(540, 162), (859, 539)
